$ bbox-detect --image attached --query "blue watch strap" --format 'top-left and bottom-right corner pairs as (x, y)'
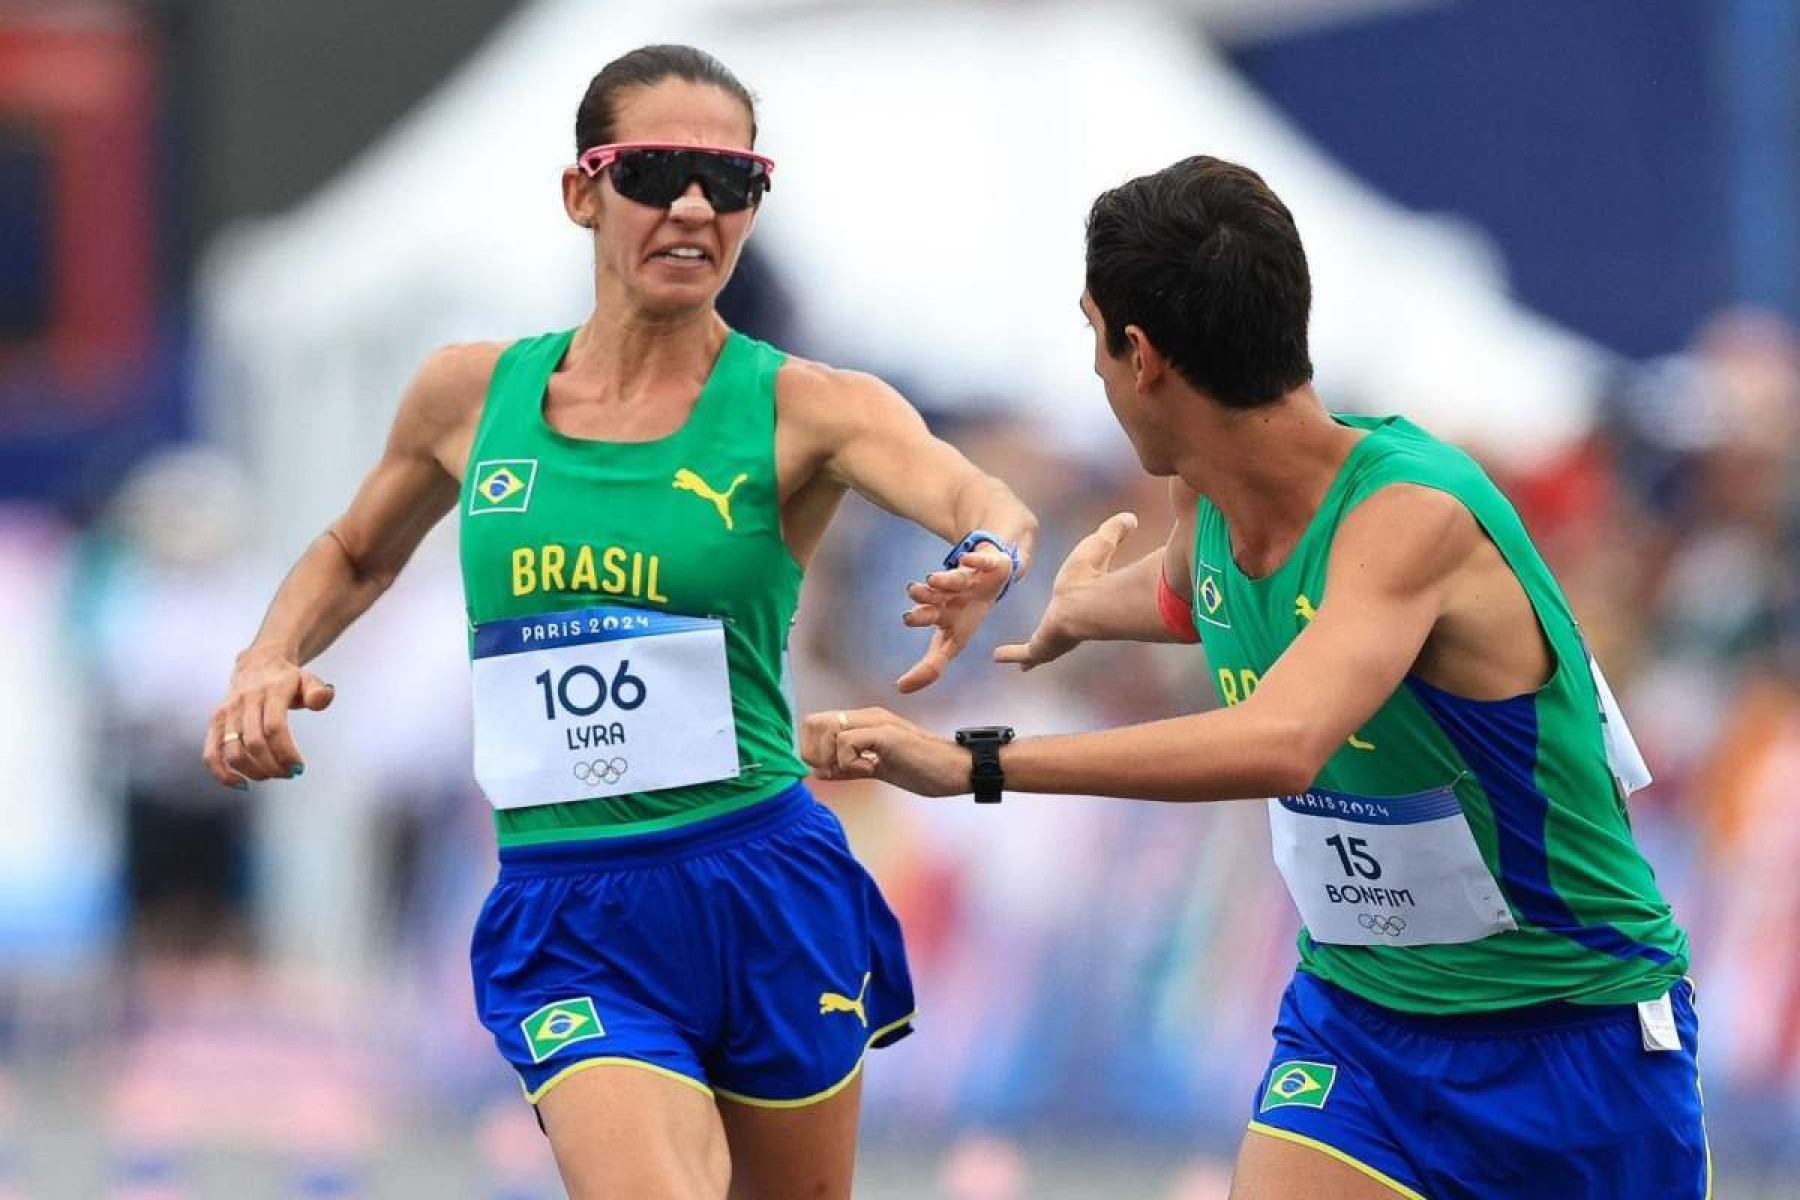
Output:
(943, 530), (1021, 599)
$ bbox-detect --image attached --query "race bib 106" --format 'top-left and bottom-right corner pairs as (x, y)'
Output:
(1270, 784), (1517, 947)
(470, 606), (738, 809)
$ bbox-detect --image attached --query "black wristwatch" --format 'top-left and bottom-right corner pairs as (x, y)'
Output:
(955, 726), (1015, 803)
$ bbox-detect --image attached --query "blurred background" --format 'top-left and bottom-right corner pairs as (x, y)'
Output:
(3, 0), (1799, 1195)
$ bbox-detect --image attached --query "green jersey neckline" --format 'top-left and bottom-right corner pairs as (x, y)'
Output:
(1217, 414), (1389, 584)
(532, 327), (746, 452)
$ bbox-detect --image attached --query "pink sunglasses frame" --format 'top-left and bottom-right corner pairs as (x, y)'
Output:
(576, 141), (778, 179)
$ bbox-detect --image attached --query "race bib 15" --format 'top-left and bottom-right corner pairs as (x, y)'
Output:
(1270, 784), (1517, 947)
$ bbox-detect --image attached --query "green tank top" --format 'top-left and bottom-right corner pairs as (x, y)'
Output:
(1191, 414), (1688, 1012)
(459, 329), (806, 846)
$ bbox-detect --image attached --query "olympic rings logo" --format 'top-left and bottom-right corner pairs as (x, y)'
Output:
(1357, 913), (1408, 937)
(573, 758), (629, 787)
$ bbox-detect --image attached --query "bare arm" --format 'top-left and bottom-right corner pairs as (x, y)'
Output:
(994, 479), (1201, 668)
(785, 363), (1040, 692)
(809, 368), (1037, 551)
(202, 342), (497, 786)
(803, 486), (1477, 799)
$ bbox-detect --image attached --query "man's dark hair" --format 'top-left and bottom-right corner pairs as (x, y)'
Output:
(1085, 156), (1313, 407)
(575, 45), (758, 153)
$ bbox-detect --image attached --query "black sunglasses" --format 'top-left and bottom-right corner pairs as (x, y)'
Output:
(577, 142), (775, 214)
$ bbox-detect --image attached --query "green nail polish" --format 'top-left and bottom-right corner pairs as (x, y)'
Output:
(289, 764), (305, 778)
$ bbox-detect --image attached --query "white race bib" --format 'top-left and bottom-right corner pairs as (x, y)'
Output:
(470, 605), (738, 810)
(1270, 785), (1517, 947)
(1589, 653), (1652, 795)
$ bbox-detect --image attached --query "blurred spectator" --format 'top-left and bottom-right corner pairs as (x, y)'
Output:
(77, 447), (270, 963)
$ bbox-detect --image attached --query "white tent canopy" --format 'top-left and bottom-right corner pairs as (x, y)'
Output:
(201, 0), (1604, 547)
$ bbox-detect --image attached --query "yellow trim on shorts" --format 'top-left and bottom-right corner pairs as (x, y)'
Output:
(1245, 1121), (1426, 1200)
(526, 1056), (715, 1105)
(712, 1011), (916, 1110)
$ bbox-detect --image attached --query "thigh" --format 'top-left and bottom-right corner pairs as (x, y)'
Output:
(1231, 1124), (1420, 1200)
(1239, 976), (1431, 1197)
(708, 800), (915, 1105)
(717, 1072), (863, 1200)
(537, 1062), (730, 1200)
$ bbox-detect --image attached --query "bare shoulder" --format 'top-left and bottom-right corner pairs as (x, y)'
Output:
(775, 355), (901, 425)
(1346, 482), (1476, 541)
(1333, 483), (1481, 589)
(391, 341), (507, 452)
(407, 341), (507, 416)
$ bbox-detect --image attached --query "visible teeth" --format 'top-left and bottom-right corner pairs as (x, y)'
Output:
(666, 247), (704, 259)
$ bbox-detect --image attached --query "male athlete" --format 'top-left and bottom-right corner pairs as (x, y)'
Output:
(801, 156), (1707, 1199)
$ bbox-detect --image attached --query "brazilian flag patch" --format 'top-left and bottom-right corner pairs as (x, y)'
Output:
(1260, 1060), (1337, 1112)
(1195, 561), (1231, 630)
(469, 459), (538, 515)
(521, 997), (605, 1064)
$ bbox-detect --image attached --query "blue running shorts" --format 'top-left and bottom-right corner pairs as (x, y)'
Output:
(1247, 970), (1709, 1199)
(471, 782), (915, 1107)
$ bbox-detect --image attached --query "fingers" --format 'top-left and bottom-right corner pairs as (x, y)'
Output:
(921, 550), (1011, 597)
(298, 671), (336, 712)
(895, 629), (955, 694)
(798, 710), (831, 773)
(218, 702), (271, 782)
(251, 691), (300, 778)
(903, 550), (1013, 634)
(957, 547), (1015, 576)
(204, 658), (327, 787)
(800, 708), (890, 779)
(800, 707), (855, 777)
(1067, 511), (1139, 574)
(990, 640), (1041, 670)
(901, 602), (941, 629)
(202, 713), (246, 790)
(835, 727), (885, 779)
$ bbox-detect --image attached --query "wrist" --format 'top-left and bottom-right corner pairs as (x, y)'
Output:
(955, 725), (1015, 802)
(235, 644), (298, 673)
(944, 529), (1022, 598)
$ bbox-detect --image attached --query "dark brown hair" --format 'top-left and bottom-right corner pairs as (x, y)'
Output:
(1086, 156), (1313, 408)
(575, 44), (758, 152)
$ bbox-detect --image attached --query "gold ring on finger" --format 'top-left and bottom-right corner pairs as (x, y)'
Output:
(222, 731), (243, 744)
(837, 710), (850, 731)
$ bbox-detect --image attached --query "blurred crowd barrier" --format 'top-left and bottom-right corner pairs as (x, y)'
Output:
(1, 309), (1798, 1197)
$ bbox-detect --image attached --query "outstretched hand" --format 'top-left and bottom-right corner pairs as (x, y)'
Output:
(895, 547), (1017, 693)
(202, 651), (336, 788)
(994, 511), (1138, 670)
(799, 707), (968, 797)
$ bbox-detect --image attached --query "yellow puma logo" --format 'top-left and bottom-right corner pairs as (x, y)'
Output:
(1295, 594), (1375, 752)
(818, 972), (870, 1028)
(672, 468), (749, 531)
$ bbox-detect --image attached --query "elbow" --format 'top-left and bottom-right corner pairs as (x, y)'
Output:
(323, 528), (398, 597)
(1253, 716), (1332, 796)
(1262, 752), (1318, 797)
